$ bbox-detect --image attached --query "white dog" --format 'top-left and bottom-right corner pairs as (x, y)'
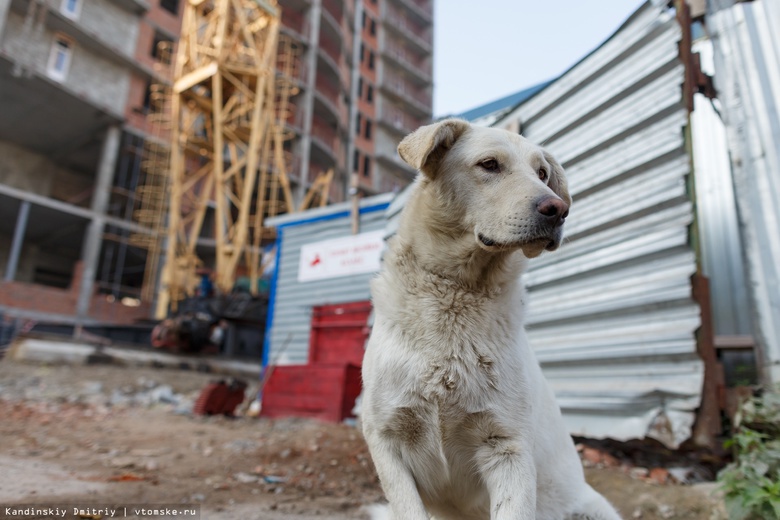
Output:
(361, 119), (621, 520)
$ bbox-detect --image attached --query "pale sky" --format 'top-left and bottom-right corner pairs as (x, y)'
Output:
(433, 0), (645, 117)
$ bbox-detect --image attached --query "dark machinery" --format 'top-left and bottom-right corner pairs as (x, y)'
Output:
(151, 292), (267, 358)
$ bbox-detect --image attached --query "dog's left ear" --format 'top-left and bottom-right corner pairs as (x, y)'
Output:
(398, 119), (470, 178)
(543, 151), (572, 206)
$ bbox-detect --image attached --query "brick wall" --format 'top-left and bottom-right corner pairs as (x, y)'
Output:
(123, 0), (184, 134)
(125, 74), (150, 132)
(0, 262), (150, 324)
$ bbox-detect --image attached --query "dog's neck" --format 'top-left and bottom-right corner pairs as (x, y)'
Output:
(388, 185), (527, 292)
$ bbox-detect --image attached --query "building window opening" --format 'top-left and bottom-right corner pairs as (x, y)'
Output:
(142, 80), (153, 113)
(363, 156), (371, 177)
(47, 35), (73, 82)
(60, 0), (82, 19)
(160, 0), (179, 15)
(33, 267), (72, 289)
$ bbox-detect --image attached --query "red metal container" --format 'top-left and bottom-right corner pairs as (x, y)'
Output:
(260, 364), (362, 422)
(193, 379), (246, 416)
(308, 301), (372, 366)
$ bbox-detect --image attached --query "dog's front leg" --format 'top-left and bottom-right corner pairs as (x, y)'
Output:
(365, 432), (431, 520)
(477, 437), (536, 519)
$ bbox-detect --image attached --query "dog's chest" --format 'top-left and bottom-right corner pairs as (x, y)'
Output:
(418, 331), (505, 404)
(408, 287), (515, 406)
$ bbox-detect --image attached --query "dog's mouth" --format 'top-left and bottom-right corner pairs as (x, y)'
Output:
(477, 233), (500, 248)
(477, 232), (558, 255)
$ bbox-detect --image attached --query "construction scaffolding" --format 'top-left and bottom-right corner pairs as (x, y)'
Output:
(132, 42), (176, 304)
(132, 0), (317, 318)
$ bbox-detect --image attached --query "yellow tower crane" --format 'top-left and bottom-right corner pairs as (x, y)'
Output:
(132, 0), (332, 320)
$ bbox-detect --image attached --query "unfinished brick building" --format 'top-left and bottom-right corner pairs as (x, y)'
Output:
(0, 0), (183, 325)
(0, 0), (432, 327)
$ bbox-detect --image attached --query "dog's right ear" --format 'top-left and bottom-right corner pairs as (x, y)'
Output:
(397, 119), (469, 178)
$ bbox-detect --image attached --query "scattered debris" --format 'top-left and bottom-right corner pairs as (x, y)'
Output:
(222, 439), (259, 454)
(649, 467), (670, 485)
(108, 456), (137, 469)
(667, 467), (695, 484)
(108, 473), (146, 482)
(574, 437), (720, 487)
(630, 467), (651, 480)
(233, 472), (259, 484)
(0, 360), (726, 519)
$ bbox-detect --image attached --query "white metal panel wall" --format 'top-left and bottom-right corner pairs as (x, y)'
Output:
(691, 39), (752, 336)
(496, 1), (702, 448)
(265, 195), (393, 366)
(707, 0), (780, 383)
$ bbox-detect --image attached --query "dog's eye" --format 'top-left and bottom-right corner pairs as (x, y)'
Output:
(479, 159), (500, 173)
(538, 167), (548, 181)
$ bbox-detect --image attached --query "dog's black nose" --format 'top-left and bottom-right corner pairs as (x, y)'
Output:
(536, 197), (569, 227)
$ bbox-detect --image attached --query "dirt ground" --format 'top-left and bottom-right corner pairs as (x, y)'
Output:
(0, 358), (726, 520)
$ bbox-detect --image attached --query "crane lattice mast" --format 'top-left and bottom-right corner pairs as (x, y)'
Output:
(146, 0), (298, 317)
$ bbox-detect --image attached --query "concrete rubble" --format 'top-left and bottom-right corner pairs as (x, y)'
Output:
(0, 371), (197, 414)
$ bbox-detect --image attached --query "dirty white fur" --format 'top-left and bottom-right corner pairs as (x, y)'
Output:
(361, 120), (621, 520)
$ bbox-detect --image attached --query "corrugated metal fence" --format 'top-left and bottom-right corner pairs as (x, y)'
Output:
(690, 39), (752, 339)
(491, 1), (703, 448)
(707, 0), (780, 383)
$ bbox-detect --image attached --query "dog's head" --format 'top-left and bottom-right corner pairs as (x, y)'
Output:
(398, 119), (571, 258)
